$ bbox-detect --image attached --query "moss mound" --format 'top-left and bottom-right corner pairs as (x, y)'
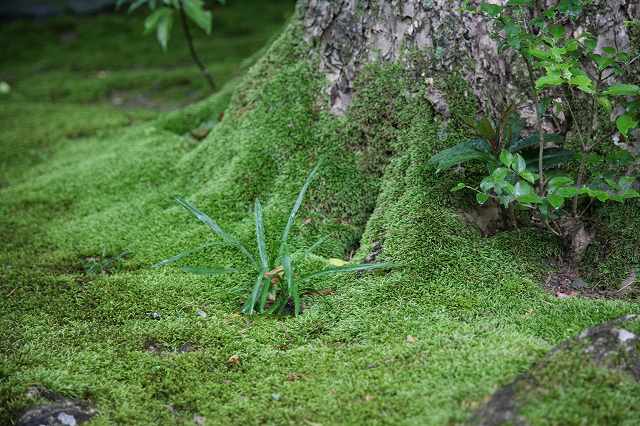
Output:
(1, 9), (639, 426)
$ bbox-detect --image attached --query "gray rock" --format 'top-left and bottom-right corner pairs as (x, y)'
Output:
(17, 401), (96, 426)
(469, 315), (640, 425)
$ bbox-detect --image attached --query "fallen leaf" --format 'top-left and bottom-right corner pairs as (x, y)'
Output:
(227, 355), (240, 367)
(363, 394), (375, 402)
(287, 372), (303, 382)
(303, 217), (312, 225)
(193, 414), (206, 426)
(406, 335), (417, 344)
(327, 258), (348, 267)
(555, 290), (577, 299)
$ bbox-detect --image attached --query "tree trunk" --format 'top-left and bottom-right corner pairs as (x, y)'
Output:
(300, 0), (639, 118)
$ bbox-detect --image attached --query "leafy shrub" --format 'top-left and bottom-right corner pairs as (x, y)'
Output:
(116, 0), (222, 89)
(431, 0), (639, 262)
(154, 165), (395, 316)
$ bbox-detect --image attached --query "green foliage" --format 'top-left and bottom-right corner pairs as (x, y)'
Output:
(436, 0), (640, 252)
(117, 0), (219, 50)
(2, 15), (639, 423)
(428, 108), (567, 173)
(155, 165), (395, 316)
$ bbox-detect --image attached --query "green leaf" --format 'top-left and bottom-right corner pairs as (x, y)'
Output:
(176, 197), (256, 266)
(242, 272), (264, 315)
(592, 190), (610, 202)
(451, 182), (466, 192)
(548, 24), (566, 39)
(254, 199), (269, 272)
(618, 176), (636, 190)
(597, 96), (612, 112)
(524, 149), (575, 170)
(547, 176), (574, 190)
(509, 133), (563, 153)
(570, 74), (594, 94)
(283, 254), (300, 316)
(144, 7), (170, 33)
(536, 74), (564, 90)
(519, 171), (537, 184)
(623, 189), (640, 199)
(278, 163), (320, 262)
(182, 0), (212, 34)
(180, 266), (238, 275)
(303, 262), (397, 281)
(476, 118), (496, 143)
(616, 114), (638, 138)
(603, 84), (640, 96)
(480, 3), (503, 17)
(155, 11), (173, 50)
(151, 241), (219, 269)
(547, 194), (565, 209)
(476, 192), (490, 205)
(499, 150), (514, 167)
(304, 235), (329, 257)
(528, 48), (551, 60)
(515, 154), (527, 173)
(128, 0), (148, 13)
(428, 139), (494, 172)
(514, 181), (541, 204)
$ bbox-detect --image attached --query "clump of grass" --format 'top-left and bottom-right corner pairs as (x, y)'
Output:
(154, 164), (395, 316)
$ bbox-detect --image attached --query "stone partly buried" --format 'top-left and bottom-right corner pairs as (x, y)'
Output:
(469, 314), (640, 426)
(17, 387), (96, 426)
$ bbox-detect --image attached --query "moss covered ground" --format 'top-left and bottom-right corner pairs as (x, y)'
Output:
(1, 4), (639, 425)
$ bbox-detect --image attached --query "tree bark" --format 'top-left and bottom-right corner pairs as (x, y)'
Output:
(299, 0), (639, 118)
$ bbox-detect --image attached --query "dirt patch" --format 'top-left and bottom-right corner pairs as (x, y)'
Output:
(544, 260), (638, 300)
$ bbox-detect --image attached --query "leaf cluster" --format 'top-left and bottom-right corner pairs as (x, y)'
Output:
(154, 165), (395, 316)
(116, 0), (223, 50)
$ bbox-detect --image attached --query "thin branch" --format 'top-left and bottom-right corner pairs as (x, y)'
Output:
(178, 0), (215, 91)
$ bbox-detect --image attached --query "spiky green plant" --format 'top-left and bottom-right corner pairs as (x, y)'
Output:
(154, 164), (395, 316)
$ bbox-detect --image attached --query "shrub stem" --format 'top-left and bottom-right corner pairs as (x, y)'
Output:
(178, 0), (216, 91)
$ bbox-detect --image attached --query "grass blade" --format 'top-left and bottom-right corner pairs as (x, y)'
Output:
(257, 276), (271, 312)
(181, 266), (238, 276)
(266, 293), (288, 315)
(302, 262), (396, 281)
(175, 197), (256, 266)
(304, 235), (329, 257)
(254, 199), (269, 271)
(151, 242), (219, 269)
(278, 162), (320, 261)
(242, 272), (264, 315)
(283, 254), (300, 316)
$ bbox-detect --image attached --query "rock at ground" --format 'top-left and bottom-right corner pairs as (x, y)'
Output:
(18, 400), (96, 426)
(469, 315), (640, 426)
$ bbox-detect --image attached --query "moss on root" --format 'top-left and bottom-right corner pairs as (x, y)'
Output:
(1, 6), (639, 426)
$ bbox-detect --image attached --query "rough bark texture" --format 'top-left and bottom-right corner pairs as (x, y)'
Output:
(300, 0), (640, 117)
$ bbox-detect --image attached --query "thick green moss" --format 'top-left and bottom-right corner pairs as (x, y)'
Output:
(1, 7), (639, 426)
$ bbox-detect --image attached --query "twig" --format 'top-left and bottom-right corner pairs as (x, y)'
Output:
(178, 0), (215, 91)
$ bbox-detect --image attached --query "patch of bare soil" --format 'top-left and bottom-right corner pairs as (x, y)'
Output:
(544, 260), (638, 300)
